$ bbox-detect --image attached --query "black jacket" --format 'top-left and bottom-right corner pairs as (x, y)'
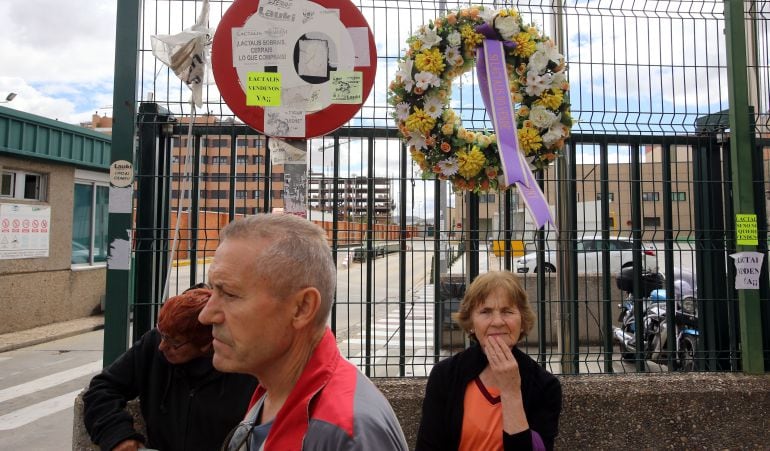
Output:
(83, 329), (257, 451)
(416, 344), (562, 450)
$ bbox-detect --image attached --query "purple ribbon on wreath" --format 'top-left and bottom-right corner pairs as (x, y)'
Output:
(474, 22), (554, 229)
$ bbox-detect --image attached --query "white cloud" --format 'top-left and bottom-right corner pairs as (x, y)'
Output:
(0, 0), (116, 123)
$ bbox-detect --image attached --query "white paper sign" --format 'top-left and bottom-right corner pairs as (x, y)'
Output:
(268, 138), (307, 164)
(0, 204), (51, 259)
(730, 251), (764, 289)
(108, 186), (134, 214)
(264, 109), (305, 137)
(348, 27), (370, 67)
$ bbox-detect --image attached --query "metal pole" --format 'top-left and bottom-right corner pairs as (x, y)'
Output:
(553, 0), (577, 374)
(725, 0), (764, 374)
(103, 0), (141, 366)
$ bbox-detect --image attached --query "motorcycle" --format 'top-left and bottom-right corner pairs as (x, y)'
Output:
(612, 268), (699, 370)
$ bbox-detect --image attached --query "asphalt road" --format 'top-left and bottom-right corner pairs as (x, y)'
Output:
(0, 330), (103, 451)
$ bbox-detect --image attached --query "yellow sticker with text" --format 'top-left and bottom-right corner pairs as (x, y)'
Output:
(736, 214), (758, 246)
(246, 72), (281, 106)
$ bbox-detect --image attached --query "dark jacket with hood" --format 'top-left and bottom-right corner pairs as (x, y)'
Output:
(83, 329), (257, 451)
(416, 343), (562, 451)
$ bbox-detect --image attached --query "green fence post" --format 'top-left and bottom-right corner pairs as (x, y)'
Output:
(724, 0), (764, 374)
(103, 0), (141, 366)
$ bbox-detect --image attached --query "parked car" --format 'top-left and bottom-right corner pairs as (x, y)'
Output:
(513, 236), (656, 274)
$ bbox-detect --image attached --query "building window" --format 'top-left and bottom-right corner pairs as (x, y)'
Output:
(204, 138), (229, 147)
(172, 137), (188, 148)
(253, 190), (262, 199)
(479, 193), (496, 203)
(272, 190), (283, 199)
(236, 155), (248, 164)
(1, 170), (47, 201)
(672, 192), (687, 201)
(597, 192), (614, 201)
(234, 174), (260, 182)
(201, 190), (229, 199)
(171, 190), (180, 199)
(236, 190), (248, 199)
(236, 138), (250, 147)
(205, 174), (228, 182)
(642, 192), (659, 201)
(607, 216), (615, 228)
(252, 155), (265, 164)
(72, 182), (108, 265)
(210, 156), (229, 165)
(643, 216), (661, 227)
(271, 172), (284, 182)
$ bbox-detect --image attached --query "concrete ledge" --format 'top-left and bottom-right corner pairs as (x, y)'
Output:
(74, 373), (770, 449)
(0, 315), (104, 353)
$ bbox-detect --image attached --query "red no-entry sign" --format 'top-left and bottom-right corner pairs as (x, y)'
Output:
(212, 0), (377, 139)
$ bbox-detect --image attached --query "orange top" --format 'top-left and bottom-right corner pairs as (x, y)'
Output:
(458, 377), (503, 451)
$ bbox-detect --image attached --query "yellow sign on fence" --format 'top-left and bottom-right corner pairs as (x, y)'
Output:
(736, 214), (758, 246)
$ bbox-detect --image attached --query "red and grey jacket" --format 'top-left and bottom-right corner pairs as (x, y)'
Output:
(246, 328), (408, 450)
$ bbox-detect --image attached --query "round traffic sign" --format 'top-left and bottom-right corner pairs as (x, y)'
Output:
(212, 0), (377, 139)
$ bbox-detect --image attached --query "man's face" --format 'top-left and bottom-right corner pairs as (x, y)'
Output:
(198, 238), (294, 376)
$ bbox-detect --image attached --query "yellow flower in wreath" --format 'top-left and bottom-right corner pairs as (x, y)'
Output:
(405, 108), (436, 135)
(518, 127), (543, 153)
(415, 48), (446, 74)
(512, 32), (536, 57)
(535, 88), (565, 110)
(457, 146), (486, 179)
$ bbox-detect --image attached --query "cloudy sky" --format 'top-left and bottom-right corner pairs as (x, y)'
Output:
(0, 0), (117, 124)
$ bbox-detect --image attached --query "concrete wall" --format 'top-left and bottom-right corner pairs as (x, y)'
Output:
(0, 156), (105, 334)
(73, 373), (770, 450)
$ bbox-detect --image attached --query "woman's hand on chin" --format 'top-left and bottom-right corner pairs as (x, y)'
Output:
(485, 335), (521, 394)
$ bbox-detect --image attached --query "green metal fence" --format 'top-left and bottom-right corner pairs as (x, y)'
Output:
(105, 0), (770, 375)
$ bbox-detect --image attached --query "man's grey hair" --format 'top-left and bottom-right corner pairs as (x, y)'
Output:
(219, 214), (337, 326)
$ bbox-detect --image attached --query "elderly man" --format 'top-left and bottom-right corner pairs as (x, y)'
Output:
(199, 214), (408, 451)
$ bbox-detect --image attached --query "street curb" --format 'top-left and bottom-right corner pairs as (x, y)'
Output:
(0, 319), (105, 354)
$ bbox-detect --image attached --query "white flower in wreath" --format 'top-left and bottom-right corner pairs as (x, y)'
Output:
(414, 71), (440, 90)
(480, 7), (497, 23)
(446, 30), (462, 47)
(437, 157), (459, 176)
(536, 41), (564, 64)
(525, 71), (551, 97)
(543, 122), (569, 147)
(494, 15), (519, 40)
(529, 105), (558, 129)
(394, 102), (410, 121)
(407, 133), (428, 150)
(528, 50), (550, 73)
(444, 46), (463, 66)
(396, 59), (414, 85)
(423, 95), (443, 119)
(419, 29), (442, 50)
(552, 70), (568, 90)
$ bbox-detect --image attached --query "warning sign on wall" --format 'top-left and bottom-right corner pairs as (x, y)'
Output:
(0, 204), (51, 260)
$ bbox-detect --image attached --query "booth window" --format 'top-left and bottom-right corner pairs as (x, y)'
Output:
(1, 170), (47, 201)
(72, 182), (109, 265)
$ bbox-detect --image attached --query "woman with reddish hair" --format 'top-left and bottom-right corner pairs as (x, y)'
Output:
(83, 285), (257, 451)
(416, 271), (562, 451)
